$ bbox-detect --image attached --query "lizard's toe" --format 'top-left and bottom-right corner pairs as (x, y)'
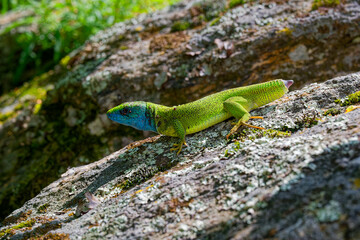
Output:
(250, 116), (264, 119)
(170, 141), (185, 155)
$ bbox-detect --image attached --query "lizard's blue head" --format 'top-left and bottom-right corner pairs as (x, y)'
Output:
(107, 101), (157, 132)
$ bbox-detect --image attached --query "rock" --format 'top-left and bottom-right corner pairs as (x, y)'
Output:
(288, 44), (310, 62)
(64, 106), (79, 127)
(87, 116), (105, 136)
(1, 0), (360, 224)
(1, 73), (360, 239)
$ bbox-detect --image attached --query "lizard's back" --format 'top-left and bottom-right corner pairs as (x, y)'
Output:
(166, 80), (287, 134)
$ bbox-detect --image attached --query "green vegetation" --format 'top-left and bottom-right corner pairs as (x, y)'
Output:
(209, 16), (221, 26)
(171, 20), (191, 32)
(0, 218), (36, 237)
(229, 0), (245, 8)
(0, 72), (51, 123)
(323, 108), (341, 116)
(0, 0), (180, 92)
(37, 203), (50, 213)
(0, 0), (29, 13)
(335, 91), (360, 106)
(312, 0), (340, 10)
(229, 0), (253, 9)
(281, 114), (320, 133)
(224, 128), (291, 157)
(229, 128), (291, 142)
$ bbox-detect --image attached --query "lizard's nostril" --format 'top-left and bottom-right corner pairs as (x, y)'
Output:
(106, 110), (113, 119)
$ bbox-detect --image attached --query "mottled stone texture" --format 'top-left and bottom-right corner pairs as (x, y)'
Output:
(1, 0), (360, 233)
(2, 72), (360, 239)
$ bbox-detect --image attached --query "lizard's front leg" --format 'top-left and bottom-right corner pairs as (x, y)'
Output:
(169, 119), (187, 155)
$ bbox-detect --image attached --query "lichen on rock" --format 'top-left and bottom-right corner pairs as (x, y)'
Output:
(1, 0), (360, 238)
(2, 72), (360, 239)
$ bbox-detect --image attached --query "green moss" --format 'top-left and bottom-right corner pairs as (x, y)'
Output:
(334, 99), (342, 104)
(281, 115), (319, 132)
(229, 0), (246, 8)
(116, 179), (131, 190)
(171, 21), (191, 32)
(262, 129), (291, 138)
(323, 108), (341, 116)
(232, 128), (291, 142)
(224, 149), (230, 157)
(276, 27), (293, 36)
(60, 55), (71, 67)
(0, 72), (51, 114)
(225, 128), (290, 157)
(175, 64), (190, 78)
(0, 218), (36, 237)
(14, 218), (36, 228)
(312, 0), (340, 10)
(343, 91), (360, 105)
(224, 141), (241, 158)
(37, 203), (50, 213)
(0, 76), (48, 122)
(18, 78), (49, 100)
(33, 101), (43, 114)
(14, 103), (24, 111)
(0, 111), (17, 123)
(198, 14), (206, 22)
(209, 17), (221, 26)
(334, 91), (360, 106)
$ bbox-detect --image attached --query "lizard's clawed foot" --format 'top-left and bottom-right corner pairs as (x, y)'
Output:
(242, 122), (265, 130)
(226, 121), (265, 139)
(230, 116), (263, 125)
(227, 123), (241, 139)
(345, 105), (360, 113)
(250, 116), (264, 119)
(170, 141), (187, 155)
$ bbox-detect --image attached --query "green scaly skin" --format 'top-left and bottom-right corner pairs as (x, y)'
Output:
(107, 79), (292, 154)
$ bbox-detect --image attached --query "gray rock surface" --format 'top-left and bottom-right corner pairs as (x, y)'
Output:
(1, 0), (360, 230)
(1, 73), (360, 239)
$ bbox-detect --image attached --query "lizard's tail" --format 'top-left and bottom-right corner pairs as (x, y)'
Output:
(282, 80), (294, 89)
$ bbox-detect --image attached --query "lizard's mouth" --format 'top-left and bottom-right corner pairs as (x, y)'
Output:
(282, 80), (294, 89)
(107, 110), (117, 121)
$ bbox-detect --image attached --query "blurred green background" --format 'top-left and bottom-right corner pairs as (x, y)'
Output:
(0, 0), (179, 94)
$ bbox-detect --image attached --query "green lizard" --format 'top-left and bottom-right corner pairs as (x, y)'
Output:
(107, 79), (293, 154)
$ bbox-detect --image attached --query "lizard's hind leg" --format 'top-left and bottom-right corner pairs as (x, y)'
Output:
(223, 97), (264, 139)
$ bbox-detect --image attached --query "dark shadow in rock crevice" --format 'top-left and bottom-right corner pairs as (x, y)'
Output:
(62, 136), (179, 209)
